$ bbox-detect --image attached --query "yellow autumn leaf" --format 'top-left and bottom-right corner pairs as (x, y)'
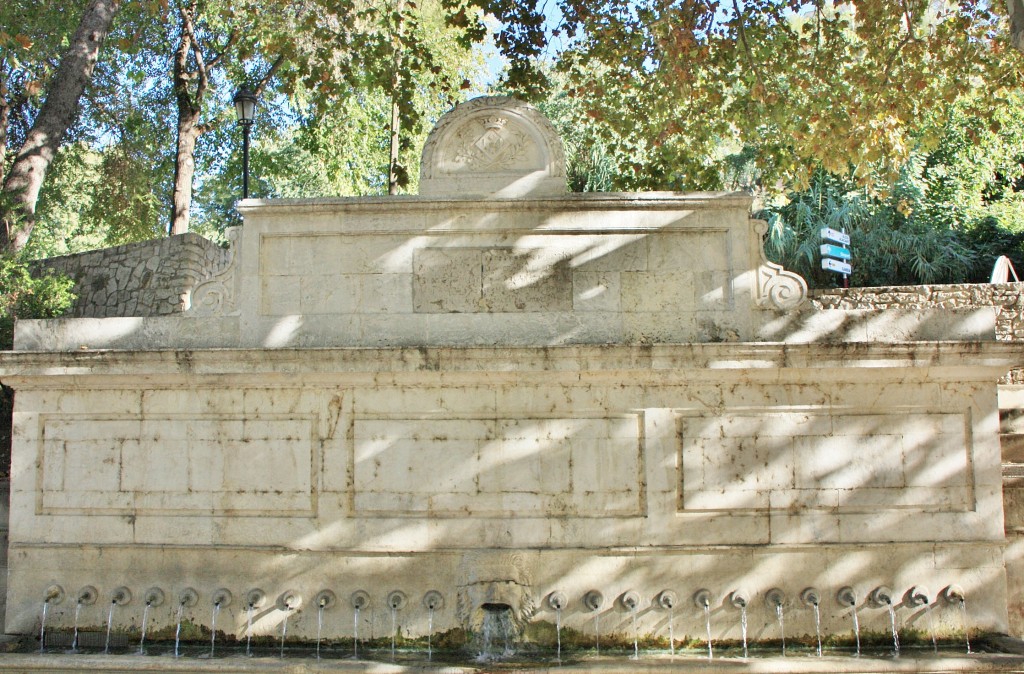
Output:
(14, 34), (33, 49)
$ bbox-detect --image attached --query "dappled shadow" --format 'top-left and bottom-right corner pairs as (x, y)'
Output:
(0, 192), (1020, 652)
(1, 341), (1013, 646)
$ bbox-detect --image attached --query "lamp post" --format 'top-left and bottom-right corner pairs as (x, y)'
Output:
(233, 87), (257, 199)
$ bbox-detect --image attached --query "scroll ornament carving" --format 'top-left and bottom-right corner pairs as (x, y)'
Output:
(185, 226), (241, 317)
(752, 220), (808, 311)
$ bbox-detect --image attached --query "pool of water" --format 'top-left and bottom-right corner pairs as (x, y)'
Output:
(6, 640), (1024, 673)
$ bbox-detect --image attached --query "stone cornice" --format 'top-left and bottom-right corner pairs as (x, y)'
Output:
(1, 341), (1020, 385)
(235, 191), (755, 217)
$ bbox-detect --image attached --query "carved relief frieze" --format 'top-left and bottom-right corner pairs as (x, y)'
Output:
(419, 96), (566, 197)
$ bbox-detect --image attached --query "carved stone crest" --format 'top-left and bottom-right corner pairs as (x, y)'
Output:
(452, 116), (531, 171)
(420, 96), (566, 198)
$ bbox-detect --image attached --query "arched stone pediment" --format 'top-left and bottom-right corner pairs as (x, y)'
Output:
(419, 96), (566, 198)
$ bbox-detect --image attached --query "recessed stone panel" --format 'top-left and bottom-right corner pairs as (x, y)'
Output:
(679, 409), (973, 513)
(39, 414), (317, 516)
(481, 249), (572, 312)
(353, 415), (643, 517)
(413, 247), (574, 313)
(413, 248), (483, 313)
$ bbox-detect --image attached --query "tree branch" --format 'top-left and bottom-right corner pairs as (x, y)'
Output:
(882, 35), (911, 84)
(812, 1), (822, 67)
(179, 5), (210, 100)
(900, 0), (918, 42)
(253, 54), (285, 96)
(732, 0), (764, 87)
(206, 30), (239, 70)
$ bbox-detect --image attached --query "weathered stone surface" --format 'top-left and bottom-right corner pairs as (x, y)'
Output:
(419, 96), (567, 198)
(2, 98), (1020, 646)
(0, 342), (1017, 638)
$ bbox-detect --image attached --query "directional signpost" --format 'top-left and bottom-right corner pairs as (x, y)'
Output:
(820, 227), (852, 287)
(822, 258), (852, 275)
(820, 243), (851, 260)
(820, 227), (850, 246)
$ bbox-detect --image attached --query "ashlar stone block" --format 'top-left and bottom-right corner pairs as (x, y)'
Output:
(572, 271), (621, 312)
(481, 249), (572, 312)
(413, 248), (483, 313)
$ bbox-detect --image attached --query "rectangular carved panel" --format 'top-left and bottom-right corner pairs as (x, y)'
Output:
(39, 414), (317, 516)
(413, 248), (572, 313)
(353, 415), (644, 516)
(678, 409), (973, 513)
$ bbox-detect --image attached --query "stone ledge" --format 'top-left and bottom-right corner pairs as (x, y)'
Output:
(235, 191), (755, 216)
(2, 341), (1021, 381)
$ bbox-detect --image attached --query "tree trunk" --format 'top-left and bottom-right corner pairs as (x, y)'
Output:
(0, 0), (121, 253)
(387, 0), (405, 195)
(169, 9), (197, 236)
(1010, 0), (1024, 54)
(1, 61), (9, 189)
(388, 97), (400, 195)
(0, 99), (9, 190)
(170, 109), (201, 236)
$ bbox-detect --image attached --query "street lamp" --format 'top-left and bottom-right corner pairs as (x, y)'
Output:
(233, 87), (258, 199)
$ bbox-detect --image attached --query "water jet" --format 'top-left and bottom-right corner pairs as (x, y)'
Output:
(0, 95), (1017, 664)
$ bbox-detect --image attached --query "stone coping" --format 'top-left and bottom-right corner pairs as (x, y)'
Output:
(235, 191), (754, 216)
(0, 341), (1019, 381)
(6, 539), (1008, 554)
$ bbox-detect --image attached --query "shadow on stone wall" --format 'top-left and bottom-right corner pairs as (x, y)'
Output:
(811, 283), (1024, 382)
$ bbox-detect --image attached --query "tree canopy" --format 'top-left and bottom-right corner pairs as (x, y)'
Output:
(474, 1), (1024, 191)
(2, 0), (1024, 289)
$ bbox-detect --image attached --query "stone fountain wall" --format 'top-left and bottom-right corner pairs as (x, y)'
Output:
(2, 342), (1013, 642)
(1, 97), (1020, 646)
(807, 283), (1024, 636)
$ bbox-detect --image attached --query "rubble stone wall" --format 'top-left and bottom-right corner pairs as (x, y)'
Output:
(811, 282), (1024, 343)
(33, 233), (228, 318)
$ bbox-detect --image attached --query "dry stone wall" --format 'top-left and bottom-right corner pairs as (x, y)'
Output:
(812, 283), (1024, 344)
(33, 233), (229, 318)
